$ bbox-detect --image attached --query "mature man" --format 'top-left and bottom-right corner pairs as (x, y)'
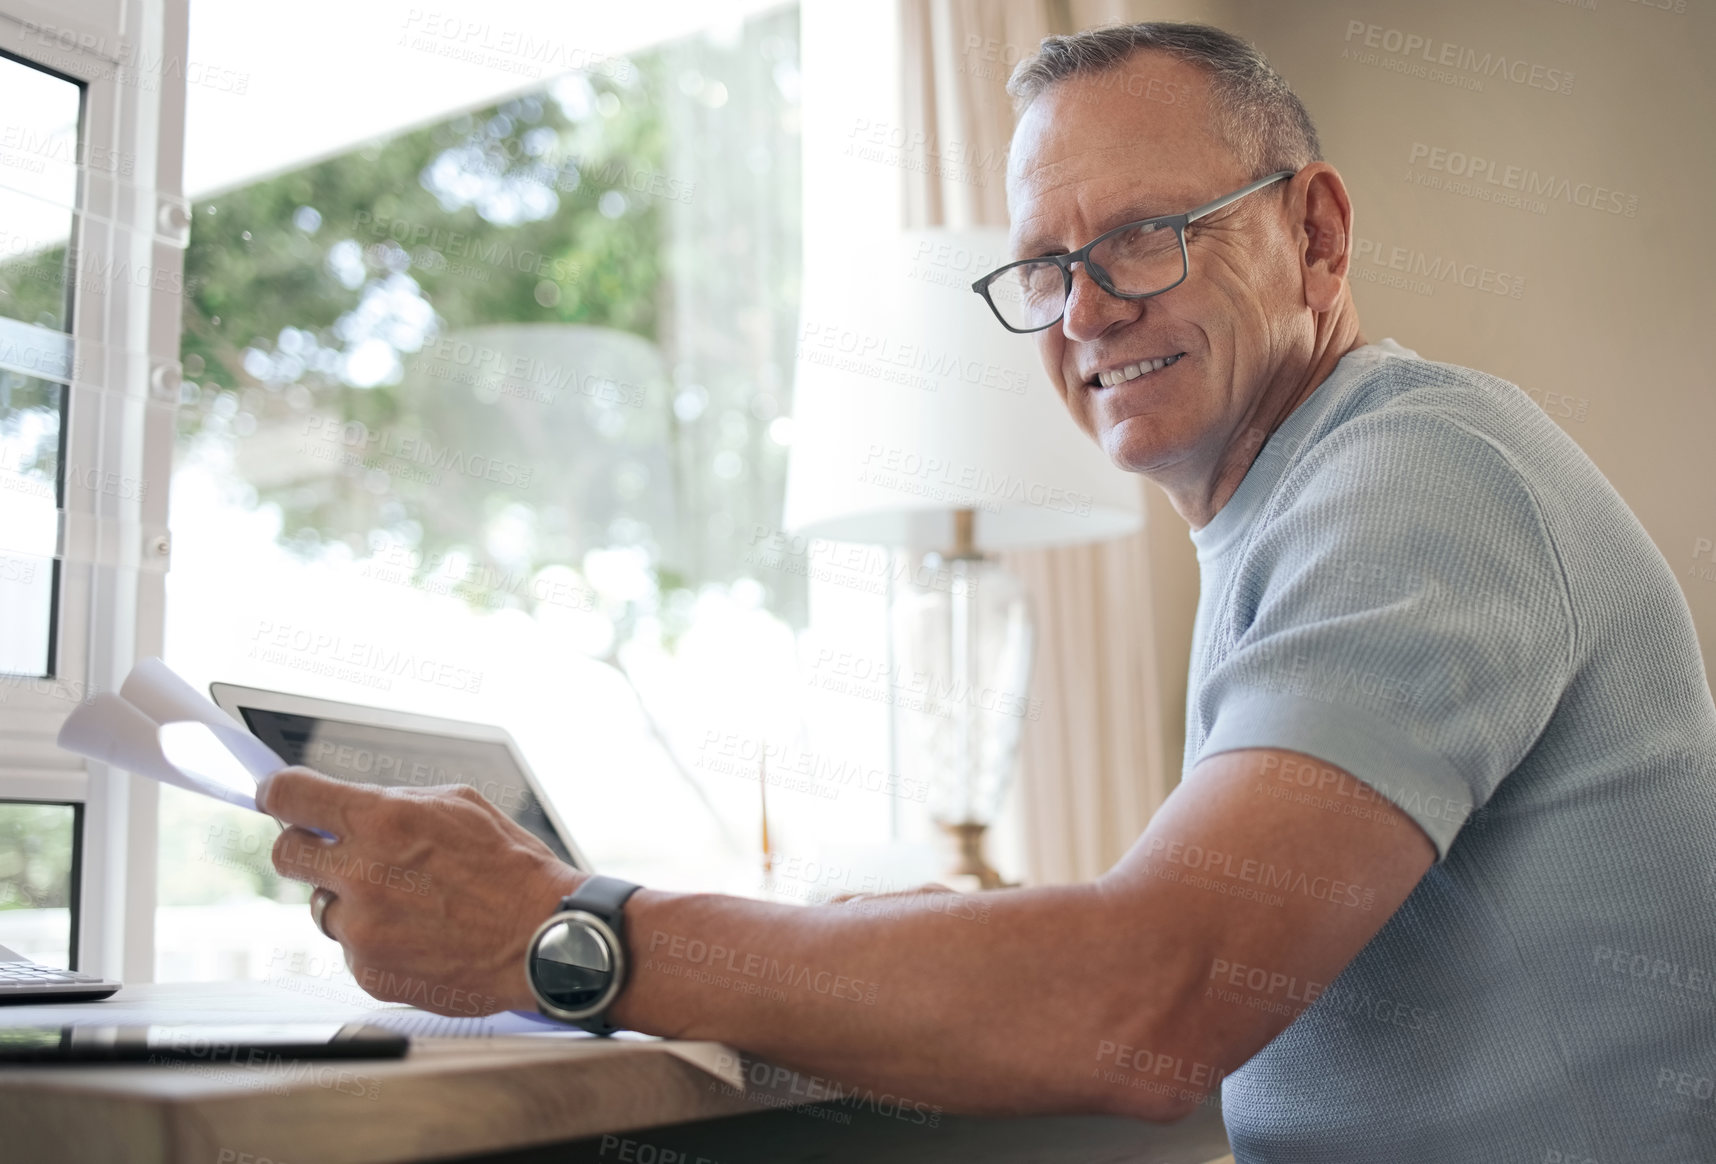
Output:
(259, 23), (1716, 1162)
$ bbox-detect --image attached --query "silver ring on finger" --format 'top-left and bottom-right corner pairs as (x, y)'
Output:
(309, 886), (338, 940)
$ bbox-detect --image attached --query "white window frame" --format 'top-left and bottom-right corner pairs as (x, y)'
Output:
(0, 0), (188, 981)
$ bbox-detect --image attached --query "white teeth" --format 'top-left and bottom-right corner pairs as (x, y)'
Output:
(1097, 353), (1182, 387)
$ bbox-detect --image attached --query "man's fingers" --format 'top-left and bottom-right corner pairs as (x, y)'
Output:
(256, 766), (373, 837)
(273, 824), (351, 893)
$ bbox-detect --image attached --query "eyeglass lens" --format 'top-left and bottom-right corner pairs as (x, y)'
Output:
(985, 221), (1184, 330)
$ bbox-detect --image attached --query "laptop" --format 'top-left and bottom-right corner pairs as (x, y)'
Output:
(0, 944), (121, 1004)
(207, 682), (593, 873)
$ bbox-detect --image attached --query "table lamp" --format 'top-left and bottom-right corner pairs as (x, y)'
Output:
(783, 228), (1144, 887)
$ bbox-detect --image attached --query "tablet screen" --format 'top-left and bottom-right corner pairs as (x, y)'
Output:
(236, 708), (574, 864)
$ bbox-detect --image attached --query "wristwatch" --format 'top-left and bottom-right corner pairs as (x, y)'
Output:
(525, 875), (643, 1035)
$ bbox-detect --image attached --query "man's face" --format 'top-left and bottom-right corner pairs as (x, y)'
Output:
(1006, 54), (1304, 480)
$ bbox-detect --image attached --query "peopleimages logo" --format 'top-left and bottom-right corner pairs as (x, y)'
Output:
(745, 524), (977, 599)
(398, 10), (637, 83)
(1689, 537), (1716, 587)
(0, 673), (99, 705)
(1407, 143), (1639, 217)
(644, 932), (881, 1006)
(352, 211), (584, 281)
(0, 125), (134, 176)
(18, 21), (251, 94)
(844, 118), (1008, 188)
(806, 645), (1045, 722)
(797, 319), (1030, 395)
(1351, 237), (1525, 300)
(858, 443), (1093, 517)
(248, 619), (484, 694)
(1341, 20), (1574, 95)
(707, 1052), (943, 1128)
(0, 325), (80, 380)
(694, 730), (932, 803)
(0, 556), (38, 587)
(1142, 836), (1376, 911)
(299, 416), (534, 488)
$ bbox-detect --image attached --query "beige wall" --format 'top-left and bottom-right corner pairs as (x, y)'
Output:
(1107, 0), (1716, 762)
(884, 0), (1712, 879)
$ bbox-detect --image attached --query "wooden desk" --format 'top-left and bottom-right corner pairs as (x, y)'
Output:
(0, 982), (1233, 1163)
(442, 1104), (1236, 1163)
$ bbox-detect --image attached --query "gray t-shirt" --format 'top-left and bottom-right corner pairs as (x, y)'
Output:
(1185, 339), (1716, 1163)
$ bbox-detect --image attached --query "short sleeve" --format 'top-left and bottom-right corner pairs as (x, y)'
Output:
(1193, 409), (1575, 859)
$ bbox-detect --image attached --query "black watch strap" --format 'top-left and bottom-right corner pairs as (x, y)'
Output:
(561, 874), (643, 922)
(557, 875), (642, 1035)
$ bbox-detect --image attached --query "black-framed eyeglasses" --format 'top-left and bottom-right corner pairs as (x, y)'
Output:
(971, 170), (1296, 333)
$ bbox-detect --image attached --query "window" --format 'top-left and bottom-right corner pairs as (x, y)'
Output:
(0, 54), (82, 678)
(0, 52), (85, 962)
(157, 7), (894, 983)
(0, 0), (191, 981)
(0, 801), (80, 966)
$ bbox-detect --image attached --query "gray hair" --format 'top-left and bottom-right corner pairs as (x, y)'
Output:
(1006, 22), (1321, 178)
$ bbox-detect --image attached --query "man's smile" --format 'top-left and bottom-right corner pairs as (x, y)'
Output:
(1090, 351), (1187, 389)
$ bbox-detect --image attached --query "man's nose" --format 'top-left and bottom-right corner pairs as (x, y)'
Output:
(1061, 263), (1141, 343)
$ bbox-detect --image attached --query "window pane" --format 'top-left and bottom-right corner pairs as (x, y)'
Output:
(0, 801), (79, 969)
(160, 9), (837, 982)
(0, 57), (82, 678)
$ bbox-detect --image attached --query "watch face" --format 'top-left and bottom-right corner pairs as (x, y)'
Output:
(531, 915), (617, 1014)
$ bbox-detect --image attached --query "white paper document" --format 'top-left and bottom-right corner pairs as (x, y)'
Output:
(57, 657), (285, 812)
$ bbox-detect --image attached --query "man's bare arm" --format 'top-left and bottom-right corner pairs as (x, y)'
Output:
(264, 746), (1434, 1120)
(606, 747), (1433, 1118)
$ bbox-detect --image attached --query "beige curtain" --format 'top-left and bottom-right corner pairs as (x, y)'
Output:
(898, 0), (1200, 884)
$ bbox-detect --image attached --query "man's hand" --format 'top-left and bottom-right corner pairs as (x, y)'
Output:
(259, 767), (582, 1016)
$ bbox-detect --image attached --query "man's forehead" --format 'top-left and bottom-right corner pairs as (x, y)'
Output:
(1008, 139), (1196, 205)
(1006, 134), (1211, 251)
(1012, 138), (1163, 188)
(1004, 58), (1226, 247)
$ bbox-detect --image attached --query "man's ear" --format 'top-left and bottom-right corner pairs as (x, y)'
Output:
(1295, 164), (1355, 313)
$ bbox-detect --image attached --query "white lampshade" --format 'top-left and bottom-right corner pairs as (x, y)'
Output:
(783, 228), (1143, 551)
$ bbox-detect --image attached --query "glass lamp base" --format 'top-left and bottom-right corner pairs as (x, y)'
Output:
(939, 820), (1014, 890)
